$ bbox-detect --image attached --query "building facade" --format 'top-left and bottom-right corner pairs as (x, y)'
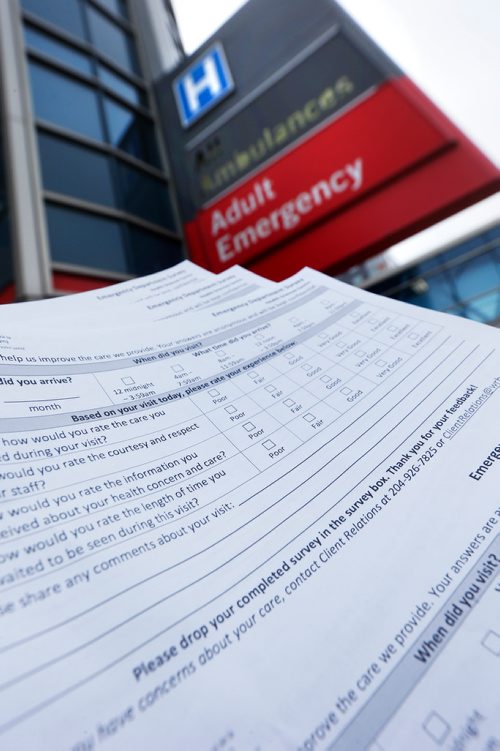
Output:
(353, 223), (500, 327)
(0, 0), (185, 302)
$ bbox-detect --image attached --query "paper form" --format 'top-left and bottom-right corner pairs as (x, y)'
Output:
(0, 264), (498, 750)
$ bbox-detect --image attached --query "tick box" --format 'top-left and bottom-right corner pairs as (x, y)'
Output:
(481, 630), (500, 656)
(319, 332), (329, 339)
(225, 405), (237, 415)
(265, 384), (277, 393)
(243, 422), (256, 432)
(355, 350), (366, 357)
(301, 363), (312, 371)
(423, 712), (451, 744)
(283, 398), (295, 407)
(335, 341), (347, 348)
(285, 352), (295, 360)
(320, 375), (331, 383)
(408, 332), (419, 340)
(171, 364), (183, 373)
(340, 387), (352, 395)
(303, 413), (315, 423)
(208, 388), (220, 397)
(248, 370), (259, 379)
(262, 440), (276, 450)
(375, 359), (387, 367)
(387, 325), (398, 332)
(121, 376), (135, 385)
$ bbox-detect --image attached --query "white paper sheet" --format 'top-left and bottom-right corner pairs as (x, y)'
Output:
(0, 264), (498, 750)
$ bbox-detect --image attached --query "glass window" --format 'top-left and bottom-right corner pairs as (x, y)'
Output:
(46, 204), (129, 273)
(93, 0), (128, 20)
(97, 64), (144, 106)
(128, 226), (184, 275)
(21, 0), (87, 43)
(0, 235), (13, 292)
(457, 290), (500, 324)
(29, 61), (104, 141)
(451, 252), (499, 300)
(87, 6), (138, 74)
(24, 25), (93, 76)
(38, 133), (116, 207)
(411, 273), (455, 311)
(115, 161), (175, 229)
(0, 123), (12, 294)
(46, 204), (182, 275)
(104, 98), (160, 167)
(0, 196), (13, 294)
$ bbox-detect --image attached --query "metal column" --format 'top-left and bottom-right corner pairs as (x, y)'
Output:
(0, 0), (52, 300)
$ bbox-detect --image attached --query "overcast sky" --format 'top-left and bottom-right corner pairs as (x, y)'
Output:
(171, 0), (500, 265)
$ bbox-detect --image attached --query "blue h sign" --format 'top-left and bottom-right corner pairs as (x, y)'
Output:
(173, 44), (234, 128)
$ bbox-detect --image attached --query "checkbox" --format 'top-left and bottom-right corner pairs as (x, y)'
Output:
(265, 384), (276, 392)
(262, 440), (276, 450)
(409, 332), (419, 340)
(243, 422), (256, 432)
(481, 630), (500, 656)
(285, 352), (295, 360)
(208, 388), (219, 397)
(388, 325), (397, 332)
(248, 370), (258, 378)
(340, 387), (352, 395)
(171, 364), (184, 372)
(225, 405), (237, 414)
(355, 350), (366, 357)
(320, 375), (331, 383)
(121, 376), (135, 385)
(423, 712), (450, 744)
(369, 318), (378, 325)
(303, 413), (315, 423)
(256, 334), (264, 340)
(336, 341), (347, 348)
(290, 317), (299, 323)
(319, 332), (328, 339)
(284, 398), (295, 407)
(302, 363), (312, 371)
(376, 359), (387, 367)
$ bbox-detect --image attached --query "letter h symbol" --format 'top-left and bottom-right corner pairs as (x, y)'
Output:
(174, 44), (233, 128)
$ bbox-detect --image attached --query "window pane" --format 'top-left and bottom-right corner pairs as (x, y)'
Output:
(87, 6), (138, 74)
(46, 204), (129, 273)
(46, 204), (182, 275)
(24, 24), (93, 76)
(452, 252), (499, 300)
(0, 242), (14, 295)
(455, 290), (500, 324)
(93, 0), (128, 20)
(0, 215), (13, 294)
(128, 226), (183, 275)
(0, 123), (13, 295)
(116, 160), (175, 229)
(29, 62), (104, 141)
(38, 133), (116, 207)
(97, 64), (144, 106)
(414, 274), (455, 311)
(21, 0), (87, 42)
(104, 98), (160, 167)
